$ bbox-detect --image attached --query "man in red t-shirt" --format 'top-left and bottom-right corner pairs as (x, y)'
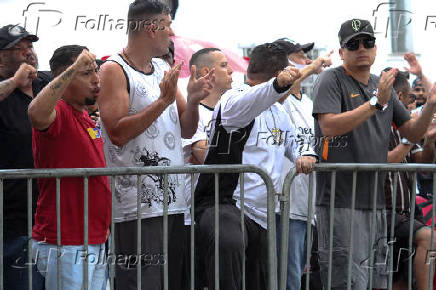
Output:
(28, 45), (110, 290)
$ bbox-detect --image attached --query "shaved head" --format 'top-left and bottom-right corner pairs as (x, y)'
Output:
(189, 48), (221, 77)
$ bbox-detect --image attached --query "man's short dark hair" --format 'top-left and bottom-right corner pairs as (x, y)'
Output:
(189, 48), (221, 77)
(247, 43), (288, 82)
(393, 73), (410, 95)
(381, 67), (410, 95)
(49, 45), (87, 77)
(128, 0), (170, 33)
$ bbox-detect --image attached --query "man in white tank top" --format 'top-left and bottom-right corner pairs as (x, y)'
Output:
(97, 1), (214, 289)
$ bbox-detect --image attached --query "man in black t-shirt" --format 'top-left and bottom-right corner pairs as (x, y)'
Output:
(312, 19), (436, 290)
(0, 24), (50, 290)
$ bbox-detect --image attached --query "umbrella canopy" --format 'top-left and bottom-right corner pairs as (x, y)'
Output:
(173, 35), (248, 78)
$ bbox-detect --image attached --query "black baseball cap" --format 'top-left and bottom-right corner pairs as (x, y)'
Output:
(338, 19), (375, 46)
(0, 25), (38, 50)
(412, 77), (423, 89)
(273, 38), (314, 55)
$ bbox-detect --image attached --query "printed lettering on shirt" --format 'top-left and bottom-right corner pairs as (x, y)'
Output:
(296, 127), (314, 153)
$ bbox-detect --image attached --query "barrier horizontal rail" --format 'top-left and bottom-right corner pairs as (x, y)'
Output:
(280, 163), (436, 290)
(0, 164), (278, 290)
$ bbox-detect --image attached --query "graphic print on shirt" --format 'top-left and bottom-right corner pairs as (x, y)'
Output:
(131, 146), (178, 207)
(295, 127), (314, 154)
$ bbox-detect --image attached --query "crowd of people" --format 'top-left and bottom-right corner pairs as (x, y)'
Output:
(2, 0), (436, 290)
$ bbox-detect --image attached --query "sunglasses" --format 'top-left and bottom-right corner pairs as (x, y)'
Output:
(343, 37), (375, 51)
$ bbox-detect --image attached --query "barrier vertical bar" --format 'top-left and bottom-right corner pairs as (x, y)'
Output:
(190, 173), (195, 290)
(408, 172), (417, 290)
(327, 171), (336, 290)
(0, 178), (3, 290)
(346, 171), (357, 290)
(137, 175), (141, 290)
(267, 171), (278, 290)
(56, 178), (62, 290)
(83, 177), (89, 290)
(368, 172), (379, 290)
(214, 173), (219, 290)
(429, 172), (436, 290)
(388, 173), (399, 290)
(240, 173), (246, 290)
(305, 172), (314, 290)
(110, 176), (115, 290)
(163, 174), (169, 290)
(279, 169), (294, 290)
(27, 179), (33, 290)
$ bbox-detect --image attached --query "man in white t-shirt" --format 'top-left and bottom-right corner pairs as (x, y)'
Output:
(181, 47), (233, 288)
(194, 43), (317, 290)
(274, 38), (332, 290)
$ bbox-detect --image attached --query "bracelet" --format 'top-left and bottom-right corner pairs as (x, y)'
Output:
(401, 137), (414, 146)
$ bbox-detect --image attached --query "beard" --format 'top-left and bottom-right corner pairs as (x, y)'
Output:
(85, 97), (97, 105)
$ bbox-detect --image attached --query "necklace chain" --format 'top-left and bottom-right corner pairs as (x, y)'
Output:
(122, 48), (152, 73)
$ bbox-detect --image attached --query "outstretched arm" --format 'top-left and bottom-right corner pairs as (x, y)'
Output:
(221, 66), (301, 129)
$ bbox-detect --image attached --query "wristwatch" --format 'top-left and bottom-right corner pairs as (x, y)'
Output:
(369, 96), (385, 111)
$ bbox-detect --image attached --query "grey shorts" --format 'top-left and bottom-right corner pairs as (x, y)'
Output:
(316, 206), (388, 290)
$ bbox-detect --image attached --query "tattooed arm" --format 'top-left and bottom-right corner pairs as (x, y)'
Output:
(28, 50), (95, 130)
(0, 63), (37, 101)
(0, 79), (17, 101)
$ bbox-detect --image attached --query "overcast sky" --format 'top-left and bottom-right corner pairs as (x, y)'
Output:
(1, 0), (436, 78)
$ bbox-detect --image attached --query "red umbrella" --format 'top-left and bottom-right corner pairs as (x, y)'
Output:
(173, 35), (248, 78)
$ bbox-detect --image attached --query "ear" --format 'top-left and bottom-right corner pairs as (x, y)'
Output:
(397, 90), (403, 100)
(339, 48), (344, 60)
(200, 67), (209, 77)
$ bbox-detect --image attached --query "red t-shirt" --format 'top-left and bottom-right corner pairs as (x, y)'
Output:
(32, 99), (111, 245)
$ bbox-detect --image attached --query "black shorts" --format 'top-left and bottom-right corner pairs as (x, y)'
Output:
(386, 211), (427, 282)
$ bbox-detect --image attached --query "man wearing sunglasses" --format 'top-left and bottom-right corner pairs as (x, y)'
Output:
(312, 18), (436, 290)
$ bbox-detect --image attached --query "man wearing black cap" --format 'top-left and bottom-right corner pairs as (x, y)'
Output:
(0, 24), (48, 290)
(274, 38), (314, 68)
(273, 37), (332, 290)
(312, 18), (436, 289)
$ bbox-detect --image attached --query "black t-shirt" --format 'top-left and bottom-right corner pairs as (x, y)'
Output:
(312, 66), (410, 209)
(0, 71), (51, 239)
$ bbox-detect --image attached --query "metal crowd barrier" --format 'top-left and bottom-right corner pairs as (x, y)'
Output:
(0, 164), (278, 290)
(279, 163), (436, 290)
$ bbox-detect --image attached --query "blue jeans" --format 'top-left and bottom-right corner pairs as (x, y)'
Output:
(32, 239), (108, 290)
(276, 215), (308, 290)
(4, 236), (44, 290)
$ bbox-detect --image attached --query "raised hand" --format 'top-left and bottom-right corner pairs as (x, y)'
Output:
(277, 66), (301, 88)
(159, 62), (182, 106)
(187, 65), (215, 105)
(312, 50), (334, 74)
(12, 63), (37, 88)
(404, 52), (422, 78)
(378, 68), (398, 106)
(72, 49), (96, 72)
(426, 82), (436, 106)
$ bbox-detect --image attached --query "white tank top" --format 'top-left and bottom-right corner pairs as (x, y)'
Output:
(101, 54), (186, 223)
